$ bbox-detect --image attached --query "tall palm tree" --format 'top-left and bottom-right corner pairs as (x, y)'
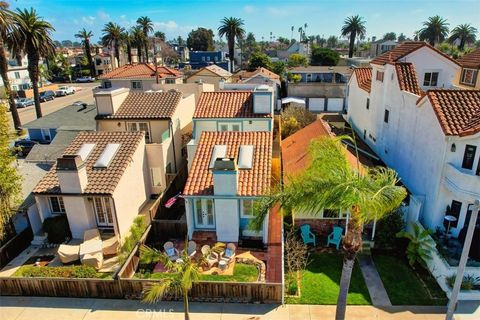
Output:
(13, 8), (55, 119)
(218, 17), (245, 72)
(102, 22), (124, 68)
(131, 26), (145, 63)
(419, 15), (449, 46)
(0, 2), (21, 130)
(253, 136), (406, 320)
(74, 28), (95, 76)
(140, 245), (200, 320)
(136, 16), (153, 63)
(121, 30), (132, 64)
(449, 24), (478, 51)
(341, 15), (366, 58)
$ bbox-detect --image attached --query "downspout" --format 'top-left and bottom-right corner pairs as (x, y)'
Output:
(170, 119), (178, 173)
(111, 197), (122, 243)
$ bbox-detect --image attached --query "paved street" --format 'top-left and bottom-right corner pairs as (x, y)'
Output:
(7, 82), (97, 130)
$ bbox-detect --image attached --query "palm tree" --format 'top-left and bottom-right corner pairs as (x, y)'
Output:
(419, 15), (449, 46)
(0, 2), (21, 130)
(253, 136), (406, 320)
(341, 15), (366, 58)
(218, 17), (245, 72)
(121, 30), (132, 64)
(449, 24), (478, 51)
(131, 26), (145, 63)
(102, 22), (124, 68)
(136, 16), (153, 63)
(140, 245), (200, 320)
(13, 8), (55, 119)
(74, 28), (95, 76)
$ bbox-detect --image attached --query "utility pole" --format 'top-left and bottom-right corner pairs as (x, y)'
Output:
(445, 199), (479, 320)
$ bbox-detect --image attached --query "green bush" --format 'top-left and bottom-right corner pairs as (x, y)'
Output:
(117, 216), (147, 264)
(446, 274), (480, 291)
(310, 47), (340, 66)
(42, 215), (71, 243)
(18, 265), (100, 278)
(375, 210), (405, 250)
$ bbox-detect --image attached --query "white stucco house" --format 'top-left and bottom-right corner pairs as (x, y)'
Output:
(347, 41), (480, 237)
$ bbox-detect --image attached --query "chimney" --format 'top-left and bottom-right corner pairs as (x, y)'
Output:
(252, 85), (273, 114)
(56, 155), (88, 193)
(212, 157), (238, 196)
(94, 87), (130, 116)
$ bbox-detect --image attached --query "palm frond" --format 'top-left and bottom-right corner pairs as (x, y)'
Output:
(142, 278), (175, 304)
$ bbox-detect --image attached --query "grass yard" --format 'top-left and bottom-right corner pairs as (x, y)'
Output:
(13, 265), (111, 279)
(287, 253), (371, 305)
(373, 254), (447, 305)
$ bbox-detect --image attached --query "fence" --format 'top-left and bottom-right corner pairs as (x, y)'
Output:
(151, 216), (188, 241)
(0, 228), (33, 268)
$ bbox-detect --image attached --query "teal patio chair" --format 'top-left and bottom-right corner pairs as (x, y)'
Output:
(300, 224), (316, 246)
(327, 226), (343, 250)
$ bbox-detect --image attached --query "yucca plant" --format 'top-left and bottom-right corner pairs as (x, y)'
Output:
(446, 273), (480, 291)
(396, 222), (436, 268)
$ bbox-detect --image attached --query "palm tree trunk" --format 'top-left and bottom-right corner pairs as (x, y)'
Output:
(228, 36), (235, 72)
(85, 40), (95, 76)
(27, 50), (42, 119)
(114, 43), (120, 68)
(459, 38), (465, 51)
(126, 43), (132, 64)
(0, 40), (21, 130)
(336, 256), (355, 320)
(144, 40), (149, 63)
(348, 33), (356, 58)
(183, 291), (189, 320)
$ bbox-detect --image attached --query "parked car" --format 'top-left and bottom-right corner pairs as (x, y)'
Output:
(39, 90), (55, 102)
(75, 76), (94, 83)
(72, 101), (87, 106)
(15, 98), (34, 108)
(55, 86), (75, 96)
(14, 139), (39, 157)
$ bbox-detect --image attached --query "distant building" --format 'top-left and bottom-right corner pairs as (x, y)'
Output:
(186, 65), (232, 90)
(455, 48), (480, 89)
(180, 51), (229, 70)
(93, 53), (113, 76)
(369, 39), (398, 58)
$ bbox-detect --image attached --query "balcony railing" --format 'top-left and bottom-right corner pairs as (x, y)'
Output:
(443, 162), (480, 198)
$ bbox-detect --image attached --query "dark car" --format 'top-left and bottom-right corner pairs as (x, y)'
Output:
(39, 90), (55, 102)
(14, 139), (39, 157)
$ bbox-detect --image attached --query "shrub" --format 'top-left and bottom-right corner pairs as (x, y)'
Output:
(117, 216), (148, 264)
(375, 210), (405, 250)
(18, 265), (99, 278)
(281, 106), (316, 138)
(42, 215), (71, 243)
(396, 223), (436, 268)
(310, 47), (340, 66)
(446, 274), (480, 291)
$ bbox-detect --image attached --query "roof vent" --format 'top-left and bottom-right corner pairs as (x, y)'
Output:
(94, 143), (120, 168)
(76, 143), (95, 161)
(209, 145), (227, 169)
(213, 157), (237, 171)
(237, 145), (254, 169)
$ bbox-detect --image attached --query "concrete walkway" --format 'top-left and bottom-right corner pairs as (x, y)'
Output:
(357, 255), (392, 307)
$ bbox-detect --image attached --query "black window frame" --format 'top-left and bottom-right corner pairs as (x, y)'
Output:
(462, 144), (477, 170)
(384, 109), (390, 123)
(366, 98), (370, 110)
(423, 72), (439, 86)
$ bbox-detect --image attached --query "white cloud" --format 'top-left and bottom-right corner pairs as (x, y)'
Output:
(97, 10), (110, 21)
(152, 20), (197, 38)
(81, 16), (96, 26)
(243, 5), (255, 14)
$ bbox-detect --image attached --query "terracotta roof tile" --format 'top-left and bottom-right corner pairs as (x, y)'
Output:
(98, 91), (182, 119)
(33, 131), (144, 194)
(188, 65), (232, 78)
(425, 89), (480, 136)
(98, 63), (182, 79)
(395, 63), (423, 95)
(353, 67), (372, 93)
(241, 67), (280, 81)
(194, 91), (272, 119)
(183, 131), (272, 196)
(457, 48), (480, 69)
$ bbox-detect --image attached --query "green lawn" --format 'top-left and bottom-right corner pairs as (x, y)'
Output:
(373, 254), (447, 305)
(287, 253), (371, 305)
(13, 265), (111, 279)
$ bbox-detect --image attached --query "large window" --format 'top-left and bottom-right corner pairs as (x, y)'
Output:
(462, 145), (477, 170)
(219, 122), (241, 132)
(93, 197), (114, 227)
(194, 199), (214, 228)
(460, 68), (478, 86)
(127, 122), (151, 143)
(423, 72), (439, 86)
(49, 197), (65, 214)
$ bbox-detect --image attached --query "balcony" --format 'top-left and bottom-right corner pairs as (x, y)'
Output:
(443, 163), (480, 198)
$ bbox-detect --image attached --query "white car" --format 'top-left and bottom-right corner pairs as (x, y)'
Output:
(55, 86), (75, 96)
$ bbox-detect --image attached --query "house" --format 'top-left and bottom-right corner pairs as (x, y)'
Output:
(32, 131), (150, 241)
(93, 53), (113, 76)
(287, 66), (353, 112)
(236, 67), (281, 87)
(186, 65), (232, 90)
(369, 39), (398, 58)
(95, 88), (195, 194)
(22, 104), (97, 144)
(170, 44), (190, 62)
(455, 48), (480, 89)
(219, 81), (281, 111)
(0, 53), (46, 92)
(346, 41), (480, 237)
(183, 131), (272, 243)
(98, 63), (183, 90)
(181, 51), (229, 70)
(277, 42), (310, 61)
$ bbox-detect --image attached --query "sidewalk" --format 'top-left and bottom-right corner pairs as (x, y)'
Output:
(0, 296), (459, 320)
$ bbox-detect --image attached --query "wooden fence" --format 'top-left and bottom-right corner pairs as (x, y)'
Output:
(115, 225), (152, 279)
(150, 216), (188, 241)
(0, 228), (33, 268)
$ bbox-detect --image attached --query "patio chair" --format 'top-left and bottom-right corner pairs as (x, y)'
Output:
(201, 244), (219, 268)
(187, 241), (197, 258)
(220, 243), (236, 264)
(102, 235), (119, 256)
(300, 224), (316, 246)
(58, 244), (80, 264)
(83, 228), (101, 242)
(79, 239), (103, 269)
(163, 241), (179, 261)
(327, 226), (343, 250)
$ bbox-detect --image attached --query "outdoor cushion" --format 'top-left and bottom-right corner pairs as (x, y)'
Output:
(166, 247), (175, 256)
(225, 248), (234, 258)
(81, 251), (103, 270)
(102, 236), (119, 256)
(58, 244), (80, 264)
(83, 228), (101, 242)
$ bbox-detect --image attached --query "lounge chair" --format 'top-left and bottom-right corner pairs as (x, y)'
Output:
(327, 226), (343, 250)
(163, 241), (179, 261)
(220, 243), (236, 264)
(187, 241), (197, 258)
(80, 239), (103, 269)
(58, 244), (80, 264)
(83, 228), (101, 242)
(102, 235), (119, 256)
(201, 244), (219, 268)
(300, 224), (316, 246)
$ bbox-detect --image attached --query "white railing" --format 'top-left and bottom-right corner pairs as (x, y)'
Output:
(443, 163), (480, 199)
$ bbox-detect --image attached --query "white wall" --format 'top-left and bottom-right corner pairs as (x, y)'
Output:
(193, 119), (271, 139)
(214, 198), (239, 242)
(346, 74), (371, 142)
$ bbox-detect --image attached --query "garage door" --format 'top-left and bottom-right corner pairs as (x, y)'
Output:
(308, 98), (325, 112)
(327, 98), (344, 111)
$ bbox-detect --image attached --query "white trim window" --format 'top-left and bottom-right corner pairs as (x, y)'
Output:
(219, 122), (241, 132)
(460, 68), (478, 86)
(93, 197), (114, 227)
(127, 122), (151, 143)
(423, 71), (439, 87)
(150, 167), (163, 187)
(241, 199), (255, 218)
(49, 196), (65, 214)
(194, 199), (215, 228)
(321, 209), (348, 219)
(131, 80), (143, 90)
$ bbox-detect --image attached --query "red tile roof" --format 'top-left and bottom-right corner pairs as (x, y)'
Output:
(98, 63), (182, 80)
(33, 131), (144, 195)
(395, 63), (423, 95)
(241, 67), (280, 81)
(183, 131), (272, 196)
(424, 89), (480, 136)
(194, 91), (272, 119)
(457, 48), (480, 69)
(353, 67), (372, 93)
(188, 65), (232, 78)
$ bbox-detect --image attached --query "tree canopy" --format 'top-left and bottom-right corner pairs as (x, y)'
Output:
(310, 47), (339, 66)
(287, 53), (308, 67)
(187, 27), (214, 51)
(247, 52), (271, 71)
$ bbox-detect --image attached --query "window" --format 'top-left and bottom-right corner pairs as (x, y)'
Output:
(384, 109), (390, 123)
(49, 197), (65, 214)
(445, 200), (462, 228)
(103, 81), (112, 89)
(241, 199), (255, 218)
(93, 197), (114, 226)
(96, 59), (102, 66)
(14, 72), (20, 79)
(363, 129), (366, 140)
(131, 81), (143, 90)
(462, 145), (477, 170)
(161, 128), (170, 142)
(423, 72), (439, 86)
(366, 98), (370, 110)
(376, 71), (384, 82)
(166, 78), (175, 84)
(460, 68), (478, 86)
(127, 122), (151, 143)
(151, 168), (162, 187)
(321, 209), (348, 219)
(194, 199), (214, 228)
(219, 122), (241, 132)
(166, 162), (173, 174)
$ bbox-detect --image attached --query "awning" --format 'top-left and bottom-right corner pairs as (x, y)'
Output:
(281, 97), (306, 105)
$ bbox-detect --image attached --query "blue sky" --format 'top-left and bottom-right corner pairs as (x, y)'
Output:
(7, 0), (480, 43)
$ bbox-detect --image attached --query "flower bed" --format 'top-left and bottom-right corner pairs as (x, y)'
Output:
(13, 265), (111, 279)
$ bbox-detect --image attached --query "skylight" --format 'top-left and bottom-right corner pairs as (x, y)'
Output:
(209, 145), (227, 169)
(238, 145), (254, 169)
(76, 143), (95, 161)
(94, 143), (120, 168)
